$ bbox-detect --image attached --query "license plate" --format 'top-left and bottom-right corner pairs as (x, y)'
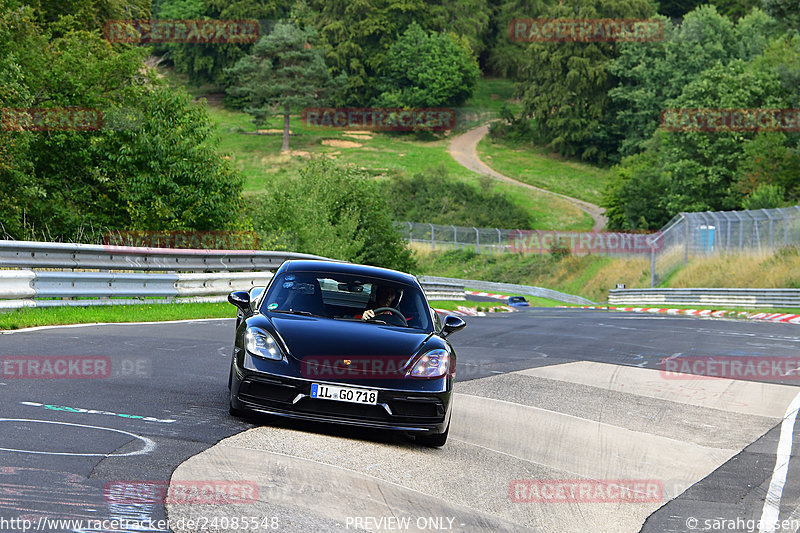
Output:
(310, 383), (378, 405)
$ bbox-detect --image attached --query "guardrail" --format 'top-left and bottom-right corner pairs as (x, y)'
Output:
(608, 288), (800, 308)
(0, 240), (326, 271)
(0, 270), (275, 309)
(420, 281), (465, 301)
(419, 276), (594, 305)
(0, 241), (591, 309)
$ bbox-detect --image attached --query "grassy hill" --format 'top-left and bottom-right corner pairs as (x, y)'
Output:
(166, 70), (596, 231)
(415, 246), (800, 304)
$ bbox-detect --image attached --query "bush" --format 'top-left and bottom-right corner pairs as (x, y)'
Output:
(249, 159), (416, 272)
(380, 166), (531, 228)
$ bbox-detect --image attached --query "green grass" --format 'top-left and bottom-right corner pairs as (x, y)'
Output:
(451, 78), (522, 132)
(193, 75), (593, 230)
(0, 302), (235, 330)
(160, 69), (596, 230)
(477, 136), (613, 205)
(429, 300), (510, 312)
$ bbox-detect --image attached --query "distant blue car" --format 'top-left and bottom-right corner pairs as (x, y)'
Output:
(507, 296), (530, 307)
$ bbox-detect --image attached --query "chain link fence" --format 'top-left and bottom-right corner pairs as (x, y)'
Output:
(398, 206), (800, 287)
(650, 206), (800, 286)
(395, 222), (657, 257)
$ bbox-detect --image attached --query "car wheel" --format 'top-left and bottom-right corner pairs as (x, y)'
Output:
(416, 424), (449, 447)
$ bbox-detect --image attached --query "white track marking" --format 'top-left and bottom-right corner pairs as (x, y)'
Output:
(0, 418), (155, 457)
(759, 391), (800, 533)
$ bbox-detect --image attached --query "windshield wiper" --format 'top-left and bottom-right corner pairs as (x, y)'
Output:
(269, 309), (322, 317)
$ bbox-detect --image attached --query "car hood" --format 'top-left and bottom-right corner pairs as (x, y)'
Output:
(268, 314), (433, 361)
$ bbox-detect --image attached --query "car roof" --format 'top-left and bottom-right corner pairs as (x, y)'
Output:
(279, 260), (419, 286)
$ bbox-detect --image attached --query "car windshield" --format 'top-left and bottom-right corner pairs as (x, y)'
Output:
(510, 296), (526, 303)
(260, 271), (433, 331)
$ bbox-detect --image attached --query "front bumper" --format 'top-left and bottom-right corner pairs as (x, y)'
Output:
(231, 368), (451, 434)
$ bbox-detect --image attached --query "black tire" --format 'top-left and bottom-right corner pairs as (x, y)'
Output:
(416, 424), (449, 447)
(228, 402), (244, 417)
(229, 390), (245, 417)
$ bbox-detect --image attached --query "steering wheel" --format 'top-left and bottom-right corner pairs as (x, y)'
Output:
(371, 307), (407, 326)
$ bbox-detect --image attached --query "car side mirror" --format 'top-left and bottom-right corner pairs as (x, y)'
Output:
(441, 315), (466, 338)
(228, 291), (251, 314)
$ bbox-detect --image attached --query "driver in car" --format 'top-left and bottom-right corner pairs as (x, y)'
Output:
(358, 285), (400, 321)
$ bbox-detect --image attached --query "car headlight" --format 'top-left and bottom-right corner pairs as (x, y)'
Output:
(408, 348), (450, 378)
(245, 327), (282, 361)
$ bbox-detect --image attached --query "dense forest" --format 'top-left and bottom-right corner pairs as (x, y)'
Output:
(1, 0), (799, 265)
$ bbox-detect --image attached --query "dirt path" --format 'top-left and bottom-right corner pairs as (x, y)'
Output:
(448, 124), (608, 230)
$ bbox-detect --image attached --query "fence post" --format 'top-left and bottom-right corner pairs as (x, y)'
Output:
(650, 244), (656, 288)
(429, 223), (434, 247)
(683, 214), (689, 265)
(407, 222), (413, 245)
(473, 227), (479, 253)
(762, 208), (774, 249)
(776, 207), (788, 247)
(722, 211), (732, 250)
(452, 225), (457, 250)
(497, 228), (502, 253)
(734, 211), (744, 249)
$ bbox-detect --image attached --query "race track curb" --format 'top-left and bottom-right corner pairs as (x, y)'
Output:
(558, 305), (800, 325)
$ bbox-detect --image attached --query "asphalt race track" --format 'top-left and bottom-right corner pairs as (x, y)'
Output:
(3, 308), (800, 532)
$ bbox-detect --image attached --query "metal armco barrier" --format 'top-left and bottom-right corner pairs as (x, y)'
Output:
(419, 276), (594, 305)
(0, 270), (276, 308)
(608, 288), (800, 308)
(420, 281), (466, 301)
(0, 240), (326, 271)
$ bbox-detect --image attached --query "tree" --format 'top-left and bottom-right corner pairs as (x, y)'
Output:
(762, 0), (800, 31)
(226, 22), (343, 152)
(301, 0), (491, 105)
(608, 7), (774, 159)
(374, 22), (480, 108)
(515, 0), (659, 164)
(21, 0), (150, 30)
(0, 10), (244, 240)
(250, 159), (416, 271)
(487, 0), (548, 77)
(152, 0), (289, 85)
(605, 40), (798, 229)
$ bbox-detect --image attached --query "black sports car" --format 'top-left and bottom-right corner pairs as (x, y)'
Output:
(227, 259), (466, 446)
